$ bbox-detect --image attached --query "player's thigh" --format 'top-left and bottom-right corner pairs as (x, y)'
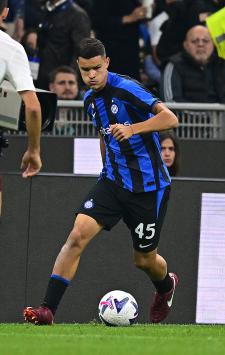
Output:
(77, 178), (123, 231)
(123, 187), (170, 253)
(74, 213), (103, 239)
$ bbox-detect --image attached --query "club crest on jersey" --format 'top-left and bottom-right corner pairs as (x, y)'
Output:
(111, 103), (119, 114)
(84, 199), (94, 209)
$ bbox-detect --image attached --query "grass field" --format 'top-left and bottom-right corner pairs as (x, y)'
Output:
(0, 323), (225, 355)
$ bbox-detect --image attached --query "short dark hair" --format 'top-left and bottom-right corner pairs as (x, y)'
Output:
(49, 65), (78, 83)
(159, 129), (180, 177)
(77, 38), (106, 59)
(0, 0), (8, 13)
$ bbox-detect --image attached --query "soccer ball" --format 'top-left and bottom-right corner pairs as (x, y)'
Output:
(98, 290), (138, 326)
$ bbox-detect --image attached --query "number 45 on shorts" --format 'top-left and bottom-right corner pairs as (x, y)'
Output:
(135, 223), (156, 240)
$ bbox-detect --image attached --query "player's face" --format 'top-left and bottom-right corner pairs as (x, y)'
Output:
(49, 73), (79, 99)
(77, 55), (109, 91)
(183, 27), (214, 65)
(161, 138), (175, 168)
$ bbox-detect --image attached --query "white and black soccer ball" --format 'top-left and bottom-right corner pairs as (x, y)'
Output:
(98, 290), (138, 326)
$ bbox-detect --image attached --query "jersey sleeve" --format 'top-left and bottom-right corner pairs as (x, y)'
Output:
(118, 79), (159, 114)
(6, 45), (35, 92)
(133, 84), (159, 110)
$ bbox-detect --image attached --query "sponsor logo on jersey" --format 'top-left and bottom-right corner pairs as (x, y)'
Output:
(100, 127), (111, 136)
(111, 103), (119, 114)
(99, 122), (131, 136)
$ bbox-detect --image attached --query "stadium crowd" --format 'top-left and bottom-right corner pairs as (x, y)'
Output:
(1, 0), (225, 104)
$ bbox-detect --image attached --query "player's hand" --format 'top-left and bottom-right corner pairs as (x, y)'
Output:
(21, 150), (42, 178)
(110, 124), (134, 142)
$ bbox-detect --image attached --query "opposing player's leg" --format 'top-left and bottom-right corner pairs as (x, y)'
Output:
(125, 186), (179, 323)
(24, 213), (103, 325)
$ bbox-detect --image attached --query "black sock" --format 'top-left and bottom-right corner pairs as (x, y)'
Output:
(41, 274), (70, 315)
(152, 273), (173, 294)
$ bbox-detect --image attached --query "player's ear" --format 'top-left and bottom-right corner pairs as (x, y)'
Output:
(105, 57), (110, 69)
(2, 7), (9, 20)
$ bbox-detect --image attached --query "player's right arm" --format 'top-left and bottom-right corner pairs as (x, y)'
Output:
(19, 90), (42, 177)
(7, 44), (42, 177)
(99, 134), (106, 165)
(6, 40), (42, 178)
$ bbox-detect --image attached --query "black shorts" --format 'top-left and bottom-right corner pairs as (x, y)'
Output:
(77, 178), (170, 253)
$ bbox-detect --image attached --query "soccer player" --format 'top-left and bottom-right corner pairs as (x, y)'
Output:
(24, 38), (179, 325)
(0, 0), (42, 177)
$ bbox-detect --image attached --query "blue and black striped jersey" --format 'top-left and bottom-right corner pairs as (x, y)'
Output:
(84, 72), (171, 193)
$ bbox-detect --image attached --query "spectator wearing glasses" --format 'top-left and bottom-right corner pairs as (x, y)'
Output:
(160, 25), (225, 103)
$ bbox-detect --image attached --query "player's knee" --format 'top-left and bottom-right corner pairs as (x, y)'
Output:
(65, 225), (87, 252)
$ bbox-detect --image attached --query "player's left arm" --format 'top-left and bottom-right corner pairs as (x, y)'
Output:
(135, 102), (179, 133)
(110, 102), (178, 142)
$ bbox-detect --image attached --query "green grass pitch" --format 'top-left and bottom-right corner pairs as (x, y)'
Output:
(0, 323), (225, 355)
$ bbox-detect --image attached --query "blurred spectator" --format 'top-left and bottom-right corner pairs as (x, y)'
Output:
(21, 28), (40, 84)
(186, 0), (225, 28)
(92, 0), (147, 80)
(13, 0), (45, 42)
(4, 0), (21, 35)
(49, 65), (82, 135)
(152, 0), (188, 66)
(139, 23), (161, 86)
(160, 25), (225, 102)
(76, 0), (93, 17)
(13, 1), (93, 42)
(21, 27), (38, 51)
(159, 130), (180, 176)
(37, 0), (91, 89)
